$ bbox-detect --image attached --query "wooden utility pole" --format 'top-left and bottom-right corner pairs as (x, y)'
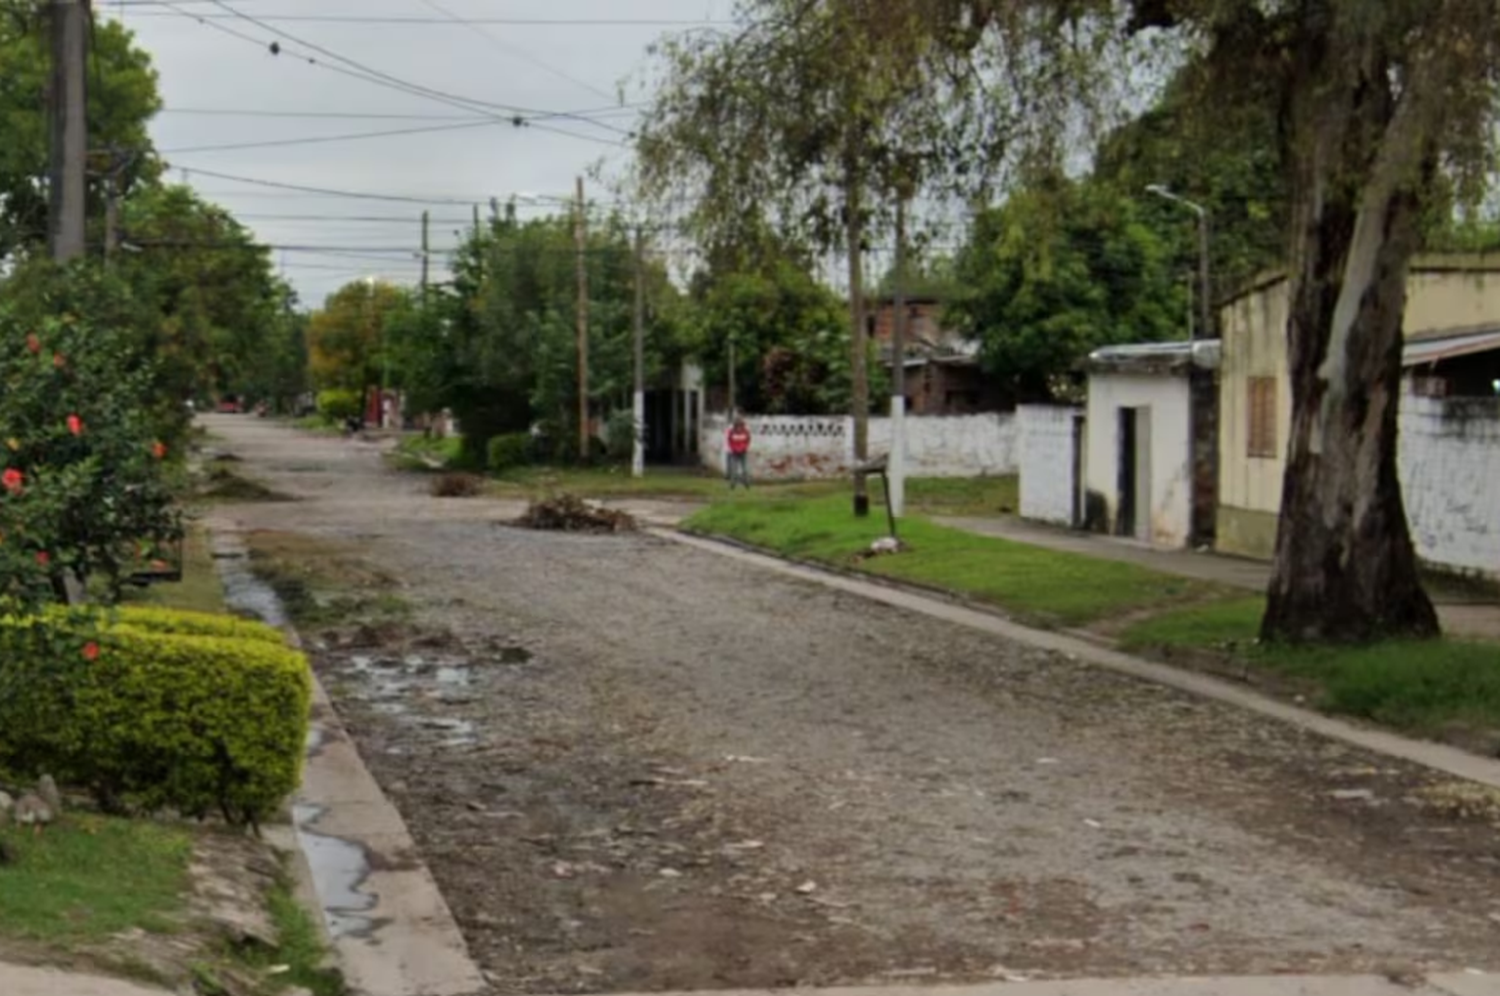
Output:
(632, 225), (646, 479)
(420, 210), (431, 302)
(889, 196), (909, 518)
(48, 0), (89, 263)
(575, 176), (590, 462)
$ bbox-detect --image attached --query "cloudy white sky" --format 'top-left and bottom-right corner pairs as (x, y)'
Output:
(101, 0), (731, 305)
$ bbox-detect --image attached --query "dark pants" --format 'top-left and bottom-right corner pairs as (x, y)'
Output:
(727, 452), (750, 488)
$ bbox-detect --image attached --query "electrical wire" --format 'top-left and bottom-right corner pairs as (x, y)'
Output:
(160, 118), (508, 155)
(416, 0), (619, 108)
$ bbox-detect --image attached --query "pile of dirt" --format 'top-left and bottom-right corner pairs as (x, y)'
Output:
(513, 494), (637, 534)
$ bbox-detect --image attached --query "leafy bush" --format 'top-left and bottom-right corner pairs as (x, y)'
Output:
(0, 610), (311, 827)
(604, 410), (638, 464)
(0, 308), (181, 605)
(486, 433), (531, 475)
(316, 389), (363, 422)
(105, 605), (289, 645)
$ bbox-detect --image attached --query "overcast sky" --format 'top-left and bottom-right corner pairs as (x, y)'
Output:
(101, 0), (730, 306)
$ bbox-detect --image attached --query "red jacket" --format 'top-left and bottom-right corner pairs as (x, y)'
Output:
(727, 425), (751, 455)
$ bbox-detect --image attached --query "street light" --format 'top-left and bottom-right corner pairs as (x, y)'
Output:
(1146, 184), (1212, 342)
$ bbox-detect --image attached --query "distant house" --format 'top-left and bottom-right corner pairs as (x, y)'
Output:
(867, 296), (1009, 415)
(1217, 255), (1500, 577)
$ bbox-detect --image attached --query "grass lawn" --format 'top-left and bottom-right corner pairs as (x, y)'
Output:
(1122, 597), (1500, 737)
(122, 523), (227, 616)
(686, 494), (1223, 628)
(0, 815), (191, 944)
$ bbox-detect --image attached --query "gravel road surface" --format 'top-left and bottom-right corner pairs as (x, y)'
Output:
(202, 416), (1500, 995)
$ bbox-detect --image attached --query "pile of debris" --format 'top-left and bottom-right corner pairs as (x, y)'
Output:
(514, 493), (638, 534)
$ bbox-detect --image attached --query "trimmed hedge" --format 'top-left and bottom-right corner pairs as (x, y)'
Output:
(48, 604), (289, 645)
(0, 609), (311, 828)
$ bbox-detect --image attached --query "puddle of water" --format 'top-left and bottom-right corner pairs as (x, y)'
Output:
(435, 666), (471, 687)
(219, 558), (288, 628)
(294, 803), (379, 939)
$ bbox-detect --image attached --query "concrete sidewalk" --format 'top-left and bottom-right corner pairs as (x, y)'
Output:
(938, 515), (1500, 641)
(0, 962), (169, 996)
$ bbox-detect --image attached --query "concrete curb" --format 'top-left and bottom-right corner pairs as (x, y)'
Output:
(206, 521), (487, 996)
(589, 975), (1500, 996)
(655, 529), (1500, 792)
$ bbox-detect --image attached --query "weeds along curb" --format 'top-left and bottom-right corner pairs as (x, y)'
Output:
(659, 527), (1500, 794)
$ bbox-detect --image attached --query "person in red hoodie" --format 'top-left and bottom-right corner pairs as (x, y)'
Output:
(725, 417), (752, 489)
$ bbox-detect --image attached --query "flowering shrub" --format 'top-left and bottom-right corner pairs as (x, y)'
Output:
(0, 309), (180, 605)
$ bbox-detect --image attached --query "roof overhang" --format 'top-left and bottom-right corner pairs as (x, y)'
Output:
(1403, 327), (1500, 368)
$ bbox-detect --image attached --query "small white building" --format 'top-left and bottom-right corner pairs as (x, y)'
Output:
(1083, 340), (1221, 549)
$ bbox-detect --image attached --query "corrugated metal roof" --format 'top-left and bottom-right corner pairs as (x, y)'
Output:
(1402, 327), (1500, 367)
(1087, 339), (1221, 373)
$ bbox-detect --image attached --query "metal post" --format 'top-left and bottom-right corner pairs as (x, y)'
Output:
(632, 226), (646, 479)
(1197, 211), (1213, 341)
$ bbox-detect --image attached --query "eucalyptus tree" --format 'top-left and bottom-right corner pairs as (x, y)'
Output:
(634, 0), (1004, 508)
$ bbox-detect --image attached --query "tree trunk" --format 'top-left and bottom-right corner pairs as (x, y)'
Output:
(1260, 48), (1440, 645)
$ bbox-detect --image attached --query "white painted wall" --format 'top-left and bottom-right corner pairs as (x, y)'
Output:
(1086, 373), (1195, 548)
(1399, 393), (1500, 578)
(700, 413), (1019, 481)
(1018, 405), (1081, 525)
(868, 414), (1018, 478)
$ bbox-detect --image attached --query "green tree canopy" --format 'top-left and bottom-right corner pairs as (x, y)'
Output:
(0, 8), (160, 260)
(948, 174), (1187, 402)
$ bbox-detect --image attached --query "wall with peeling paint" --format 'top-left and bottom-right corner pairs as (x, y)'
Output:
(1085, 373), (1196, 549)
(1400, 395), (1500, 579)
(1018, 405), (1082, 526)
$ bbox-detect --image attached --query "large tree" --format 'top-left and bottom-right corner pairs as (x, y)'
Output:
(635, 0), (998, 506)
(777, 0), (1495, 644)
(949, 172), (1187, 402)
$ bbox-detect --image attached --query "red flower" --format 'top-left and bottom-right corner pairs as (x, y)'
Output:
(2, 468), (22, 494)
(67, 414), (83, 436)
(35, 551), (50, 566)
(25, 334), (40, 355)
(151, 441), (167, 460)
(82, 642), (100, 662)
(53, 353), (66, 369)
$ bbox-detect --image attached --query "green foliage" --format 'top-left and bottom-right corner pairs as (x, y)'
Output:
(1121, 597), (1500, 735)
(0, 610), (311, 827)
(408, 209), (685, 465)
(0, 814), (191, 945)
(685, 495), (1216, 628)
(486, 432), (532, 475)
(0, 12), (162, 260)
(0, 299), (181, 604)
(948, 174), (1187, 401)
(309, 280), (407, 393)
(316, 389), (363, 422)
(603, 410), (638, 463)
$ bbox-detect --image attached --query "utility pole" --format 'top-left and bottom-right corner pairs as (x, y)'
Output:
(1146, 185), (1212, 340)
(889, 196), (910, 519)
(727, 337), (737, 416)
(420, 210), (430, 303)
(632, 225), (646, 479)
(847, 170), (870, 518)
(48, 0), (90, 263)
(575, 176), (590, 463)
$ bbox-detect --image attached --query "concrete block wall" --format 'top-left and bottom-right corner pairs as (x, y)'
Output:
(1018, 405), (1081, 525)
(1399, 394), (1500, 578)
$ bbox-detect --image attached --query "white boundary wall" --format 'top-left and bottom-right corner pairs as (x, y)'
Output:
(1399, 393), (1500, 578)
(700, 413), (1019, 481)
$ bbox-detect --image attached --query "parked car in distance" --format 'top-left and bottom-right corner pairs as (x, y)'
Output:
(216, 397), (242, 414)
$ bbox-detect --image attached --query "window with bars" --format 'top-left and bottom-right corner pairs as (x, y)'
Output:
(1247, 376), (1278, 459)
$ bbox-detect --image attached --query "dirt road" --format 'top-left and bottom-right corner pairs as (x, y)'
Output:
(202, 416), (1500, 995)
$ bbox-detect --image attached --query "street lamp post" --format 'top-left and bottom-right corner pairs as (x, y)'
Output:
(1146, 185), (1212, 342)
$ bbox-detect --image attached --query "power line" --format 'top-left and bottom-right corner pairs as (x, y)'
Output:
(160, 118), (508, 154)
(112, 8), (735, 28)
(417, 0), (618, 107)
(157, 104), (643, 121)
(176, 0), (630, 133)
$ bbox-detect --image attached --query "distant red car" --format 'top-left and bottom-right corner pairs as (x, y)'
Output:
(216, 398), (242, 414)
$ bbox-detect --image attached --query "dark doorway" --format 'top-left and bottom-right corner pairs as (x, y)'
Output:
(1117, 408), (1137, 537)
